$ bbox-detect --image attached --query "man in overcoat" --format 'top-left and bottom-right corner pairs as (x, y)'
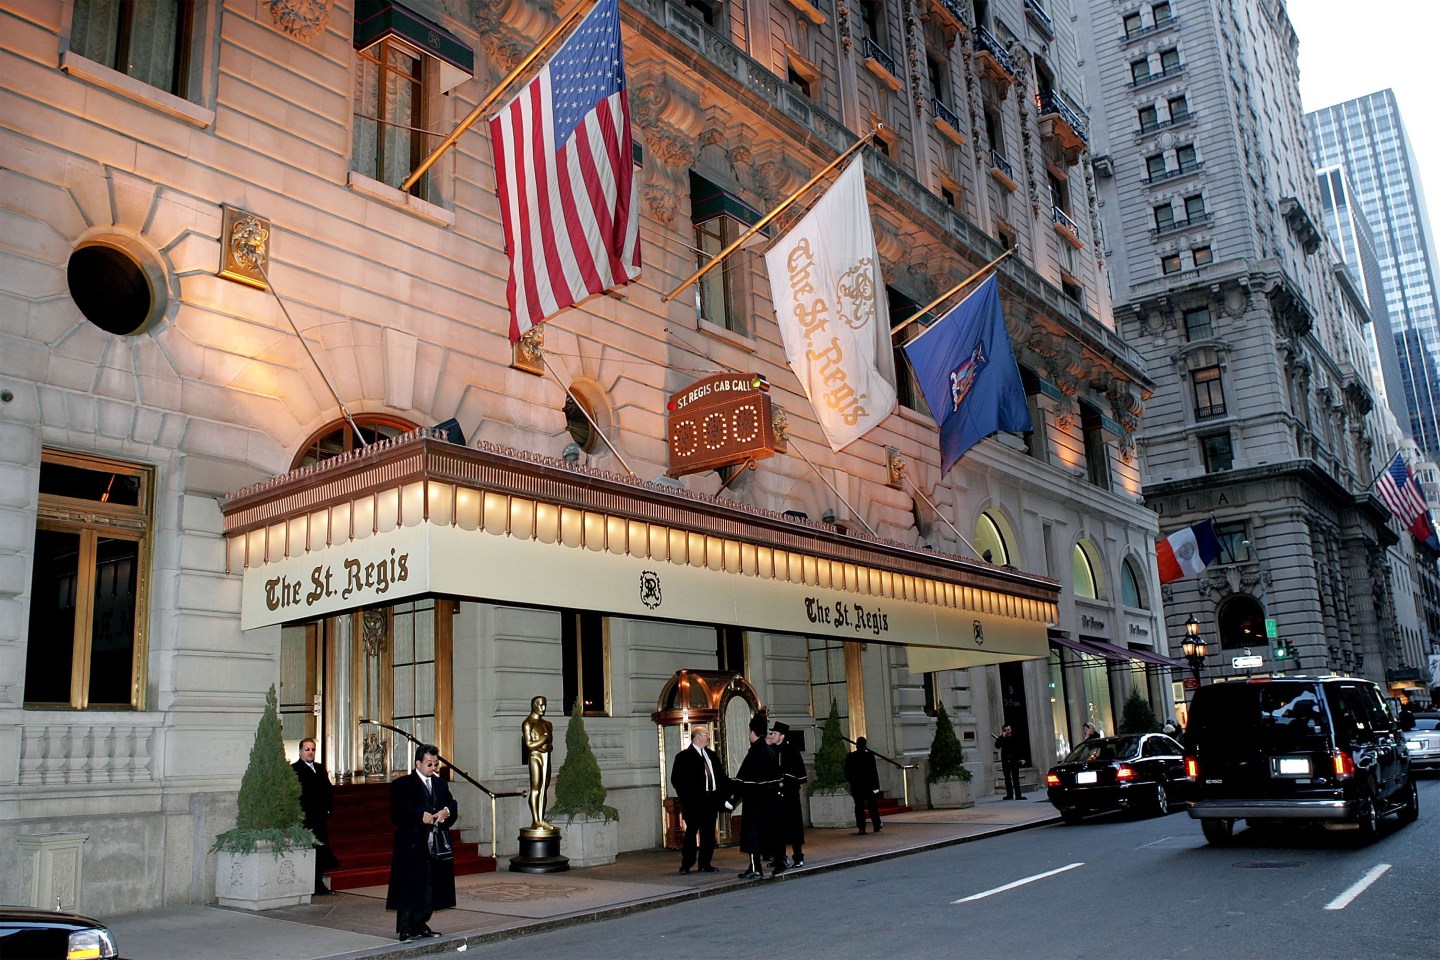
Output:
(844, 736), (883, 835)
(730, 714), (781, 879)
(386, 744), (458, 941)
(292, 737), (338, 895)
(670, 725), (727, 874)
(768, 720), (807, 868)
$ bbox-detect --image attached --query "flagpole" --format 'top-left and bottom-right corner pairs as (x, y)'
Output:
(661, 126), (882, 303)
(399, 0), (596, 193)
(904, 474), (981, 558)
(890, 245), (1017, 338)
(540, 353), (638, 479)
(788, 437), (879, 538)
(1366, 449), (1402, 491)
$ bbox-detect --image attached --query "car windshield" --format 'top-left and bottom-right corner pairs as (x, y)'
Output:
(1061, 736), (1140, 763)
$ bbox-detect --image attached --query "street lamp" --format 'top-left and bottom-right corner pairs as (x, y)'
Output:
(1181, 614), (1208, 686)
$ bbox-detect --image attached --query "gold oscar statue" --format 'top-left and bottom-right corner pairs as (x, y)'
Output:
(521, 695), (556, 837)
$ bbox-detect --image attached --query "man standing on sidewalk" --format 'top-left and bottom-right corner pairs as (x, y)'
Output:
(768, 721), (807, 869)
(670, 725), (725, 874)
(292, 737), (338, 895)
(844, 736), (883, 835)
(386, 745), (457, 941)
(993, 724), (1026, 800)
(731, 715), (781, 879)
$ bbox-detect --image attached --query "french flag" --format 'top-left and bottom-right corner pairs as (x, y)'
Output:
(1156, 520), (1222, 584)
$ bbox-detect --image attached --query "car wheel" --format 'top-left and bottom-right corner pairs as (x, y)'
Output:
(1397, 779), (1419, 825)
(1152, 781), (1169, 817)
(1200, 818), (1233, 845)
(1355, 786), (1380, 843)
(1061, 809), (1085, 824)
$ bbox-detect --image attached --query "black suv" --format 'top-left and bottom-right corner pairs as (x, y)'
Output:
(1183, 676), (1419, 844)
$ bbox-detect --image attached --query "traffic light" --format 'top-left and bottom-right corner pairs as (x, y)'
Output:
(1272, 642), (1290, 660)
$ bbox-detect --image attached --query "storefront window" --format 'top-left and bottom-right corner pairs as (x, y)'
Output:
(808, 636), (848, 726)
(1079, 653), (1115, 737)
(1048, 648), (1070, 760)
(563, 610), (610, 715)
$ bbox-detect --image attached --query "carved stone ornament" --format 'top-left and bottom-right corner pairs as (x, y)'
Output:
(512, 324), (545, 376)
(218, 205), (270, 289)
(265, 0), (333, 41)
(886, 446), (907, 488)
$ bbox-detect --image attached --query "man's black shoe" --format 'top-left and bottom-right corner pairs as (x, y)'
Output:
(418, 927), (442, 938)
(738, 869), (763, 880)
(698, 865), (718, 873)
(396, 933), (414, 942)
(679, 867), (691, 874)
(793, 856), (804, 867)
(312, 889), (335, 896)
(855, 829), (866, 835)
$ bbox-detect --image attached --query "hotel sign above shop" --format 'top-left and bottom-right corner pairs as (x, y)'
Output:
(666, 373), (777, 477)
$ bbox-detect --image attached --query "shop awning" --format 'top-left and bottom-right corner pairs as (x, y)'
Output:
(353, 0), (474, 92)
(1051, 633), (1182, 669)
(221, 431), (1059, 659)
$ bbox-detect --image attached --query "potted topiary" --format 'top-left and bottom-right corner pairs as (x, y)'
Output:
(1119, 688), (1160, 734)
(926, 701), (974, 809)
(212, 685), (317, 909)
(806, 699), (853, 828)
(549, 710), (619, 868)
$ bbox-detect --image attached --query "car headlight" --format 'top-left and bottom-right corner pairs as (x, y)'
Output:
(67, 926), (118, 960)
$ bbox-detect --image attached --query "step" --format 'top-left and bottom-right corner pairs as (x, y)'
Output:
(327, 848), (497, 891)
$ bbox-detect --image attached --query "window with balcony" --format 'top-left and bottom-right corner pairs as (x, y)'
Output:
(1184, 305), (1213, 340)
(1192, 365), (1226, 419)
(1138, 105), (1159, 133)
(1146, 153), (1167, 180)
(562, 610), (610, 716)
(1159, 47), (1180, 72)
(788, 63), (814, 98)
(1193, 245), (1214, 266)
(860, 0), (886, 42)
(984, 105), (1005, 154)
(1130, 59), (1151, 84)
(1201, 432), (1234, 472)
(69, 0), (196, 98)
(1161, 253), (1182, 275)
(1177, 144), (1199, 172)
(24, 450), (153, 709)
(1154, 204), (1176, 232)
(1123, 12), (1142, 37)
(1168, 95), (1190, 122)
(1184, 194), (1207, 221)
(1215, 521), (1251, 563)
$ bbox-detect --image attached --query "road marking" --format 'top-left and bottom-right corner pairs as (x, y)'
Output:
(952, 863), (1085, 903)
(1325, 864), (1392, 911)
(1140, 836), (1178, 847)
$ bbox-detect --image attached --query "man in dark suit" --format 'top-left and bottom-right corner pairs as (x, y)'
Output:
(731, 714), (781, 880)
(386, 744), (458, 942)
(291, 737), (338, 895)
(670, 725), (726, 874)
(844, 736), (883, 834)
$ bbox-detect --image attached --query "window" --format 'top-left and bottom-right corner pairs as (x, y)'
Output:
(1217, 594), (1265, 651)
(1215, 521), (1251, 563)
(1138, 105), (1159, 132)
(1193, 245), (1214, 266)
(892, 287), (928, 412)
(1130, 59), (1151, 83)
(293, 415), (418, 469)
(1177, 144), (1199, 171)
(787, 63), (813, 98)
(1020, 367), (1048, 461)
(1159, 47), (1180, 72)
(984, 106), (1004, 154)
(681, 0), (721, 27)
(975, 512), (1011, 565)
(1146, 154), (1167, 180)
(1184, 194), (1206, 220)
(1049, 174), (1070, 214)
(1154, 204), (1176, 231)
(1153, 2), (1172, 25)
(928, 56), (947, 100)
(1123, 12), (1142, 37)
(1201, 432), (1234, 472)
(25, 450), (153, 709)
(70, 0), (194, 97)
(353, 37), (433, 197)
(695, 214), (744, 334)
(1167, 95), (1190, 121)
(1081, 403), (1111, 490)
(717, 626), (746, 673)
(562, 610), (610, 715)
(1192, 365), (1226, 419)
(922, 672), (940, 717)
(1183, 305), (1213, 339)
(1121, 557), (1148, 608)
(1161, 253), (1182, 275)
(860, 0), (885, 42)
(1072, 542), (1100, 599)
(941, 184), (958, 208)
(1061, 277), (1083, 303)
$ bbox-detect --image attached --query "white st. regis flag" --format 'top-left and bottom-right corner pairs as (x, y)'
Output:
(765, 156), (897, 451)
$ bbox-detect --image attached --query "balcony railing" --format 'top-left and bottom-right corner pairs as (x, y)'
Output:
(1052, 205), (1080, 232)
(990, 149), (1014, 179)
(1149, 211), (1212, 237)
(1128, 62), (1186, 88)
(933, 97), (963, 131)
(1025, 0), (1054, 36)
(1142, 160), (1203, 184)
(1135, 110), (1194, 138)
(1037, 90), (1088, 144)
(934, 0), (968, 29)
(863, 36), (899, 80)
(1122, 14), (1178, 42)
(974, 26), (1016, 77)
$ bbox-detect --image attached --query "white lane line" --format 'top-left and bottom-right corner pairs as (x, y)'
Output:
(952, 863), (1085, 903)
(1325, 863), (1392, 911)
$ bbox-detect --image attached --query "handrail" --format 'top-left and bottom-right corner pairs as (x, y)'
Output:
(361, 718), (524, 859)
(840, 735), (919, 809)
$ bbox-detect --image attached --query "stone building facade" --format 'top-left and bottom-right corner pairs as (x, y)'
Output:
(1, 0), (1170, 913)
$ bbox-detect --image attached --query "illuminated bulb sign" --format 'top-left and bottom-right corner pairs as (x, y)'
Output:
(666, 373), (778, 478)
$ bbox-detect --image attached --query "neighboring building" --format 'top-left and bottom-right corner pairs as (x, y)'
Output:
(1077, 0), (1405, 700)
(1, 0), (1169, 914)
(1307, 90), (1440, 461)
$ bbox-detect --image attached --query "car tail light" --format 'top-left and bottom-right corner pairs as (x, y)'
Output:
(1046, 773), (1060, 786)
(1185, 757), (1199, 780)
(1115, 765), (1136, 781)
(1332, 751), (1355, 779)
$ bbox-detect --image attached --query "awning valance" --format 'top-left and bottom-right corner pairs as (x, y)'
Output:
(354, 0), (473, 91)
(221, 431), (1059, 657)
(1051, 634), (1182, 669)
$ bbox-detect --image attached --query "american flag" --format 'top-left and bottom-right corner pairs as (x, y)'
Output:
(1375, 451), (1428, 527)
(489, 0), (641, 342)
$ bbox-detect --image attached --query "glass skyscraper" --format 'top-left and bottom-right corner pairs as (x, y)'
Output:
(1307, 90), (1440, 458)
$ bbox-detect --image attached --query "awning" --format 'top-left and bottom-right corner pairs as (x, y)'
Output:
(222, 432), (1059, 658)
(690, 172), (768, 231)
(1052, 634), (1182, 669)
(354, 0), (474, 92)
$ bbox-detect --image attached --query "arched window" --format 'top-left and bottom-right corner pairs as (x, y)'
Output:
(975, 512), (1010, 565)
(1121, 557), (1148, 608)
(1072, 541), (1100, 599)
(1218, 595), (1266, 650)
(292, 415), (418, 470)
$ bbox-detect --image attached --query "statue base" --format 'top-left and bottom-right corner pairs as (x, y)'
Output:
(509, 832), (569, 873)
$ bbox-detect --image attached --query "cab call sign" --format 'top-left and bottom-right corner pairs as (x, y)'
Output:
(666, 373), (778, 477)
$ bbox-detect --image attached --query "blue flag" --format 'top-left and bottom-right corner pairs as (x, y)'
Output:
(901, 274), (1031, 474)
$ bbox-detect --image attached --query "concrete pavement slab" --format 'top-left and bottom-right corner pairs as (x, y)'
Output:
(106, 905), (393, 960)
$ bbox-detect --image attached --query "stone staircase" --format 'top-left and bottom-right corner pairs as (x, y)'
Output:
(323, 781), (496, 891)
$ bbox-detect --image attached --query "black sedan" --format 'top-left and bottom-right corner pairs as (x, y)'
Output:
(1045, 733), (1186, 823)
(0, 906), (121, 959)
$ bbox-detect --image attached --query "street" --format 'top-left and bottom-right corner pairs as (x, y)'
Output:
(462, 779), (1440, 960)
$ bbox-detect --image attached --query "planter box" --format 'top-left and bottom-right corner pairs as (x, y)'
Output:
(927, 776), (975, 809)
(215, 842), (315, 910)
(807, 790), (853, 829)
(558, 815), (617, 868)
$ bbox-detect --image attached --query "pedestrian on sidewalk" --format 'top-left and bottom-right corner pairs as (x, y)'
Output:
(844, 736), (883, 835)
(292, 737), (338, 895)
(992, 724), (1026, 800)
(670, 725), (726, 874)
(1082, 722), (1102, 742)
(386, 744), (458, 942)
(730, 714), (781, 879)
(768, 720), (807, 869)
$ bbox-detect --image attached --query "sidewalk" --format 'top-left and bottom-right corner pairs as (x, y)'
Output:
(108, 795), (1057, 960)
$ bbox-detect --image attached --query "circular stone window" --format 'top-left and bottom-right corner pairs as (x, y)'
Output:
(67, 238), (167, 336)
(563, 380), (614, 455)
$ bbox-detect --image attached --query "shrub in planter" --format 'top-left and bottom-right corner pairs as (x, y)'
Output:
(807, 699), (852, 827)
(1119, 688), (1160, 734)
(926, 702), (974, 809)
(550, 711), (618, 867)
